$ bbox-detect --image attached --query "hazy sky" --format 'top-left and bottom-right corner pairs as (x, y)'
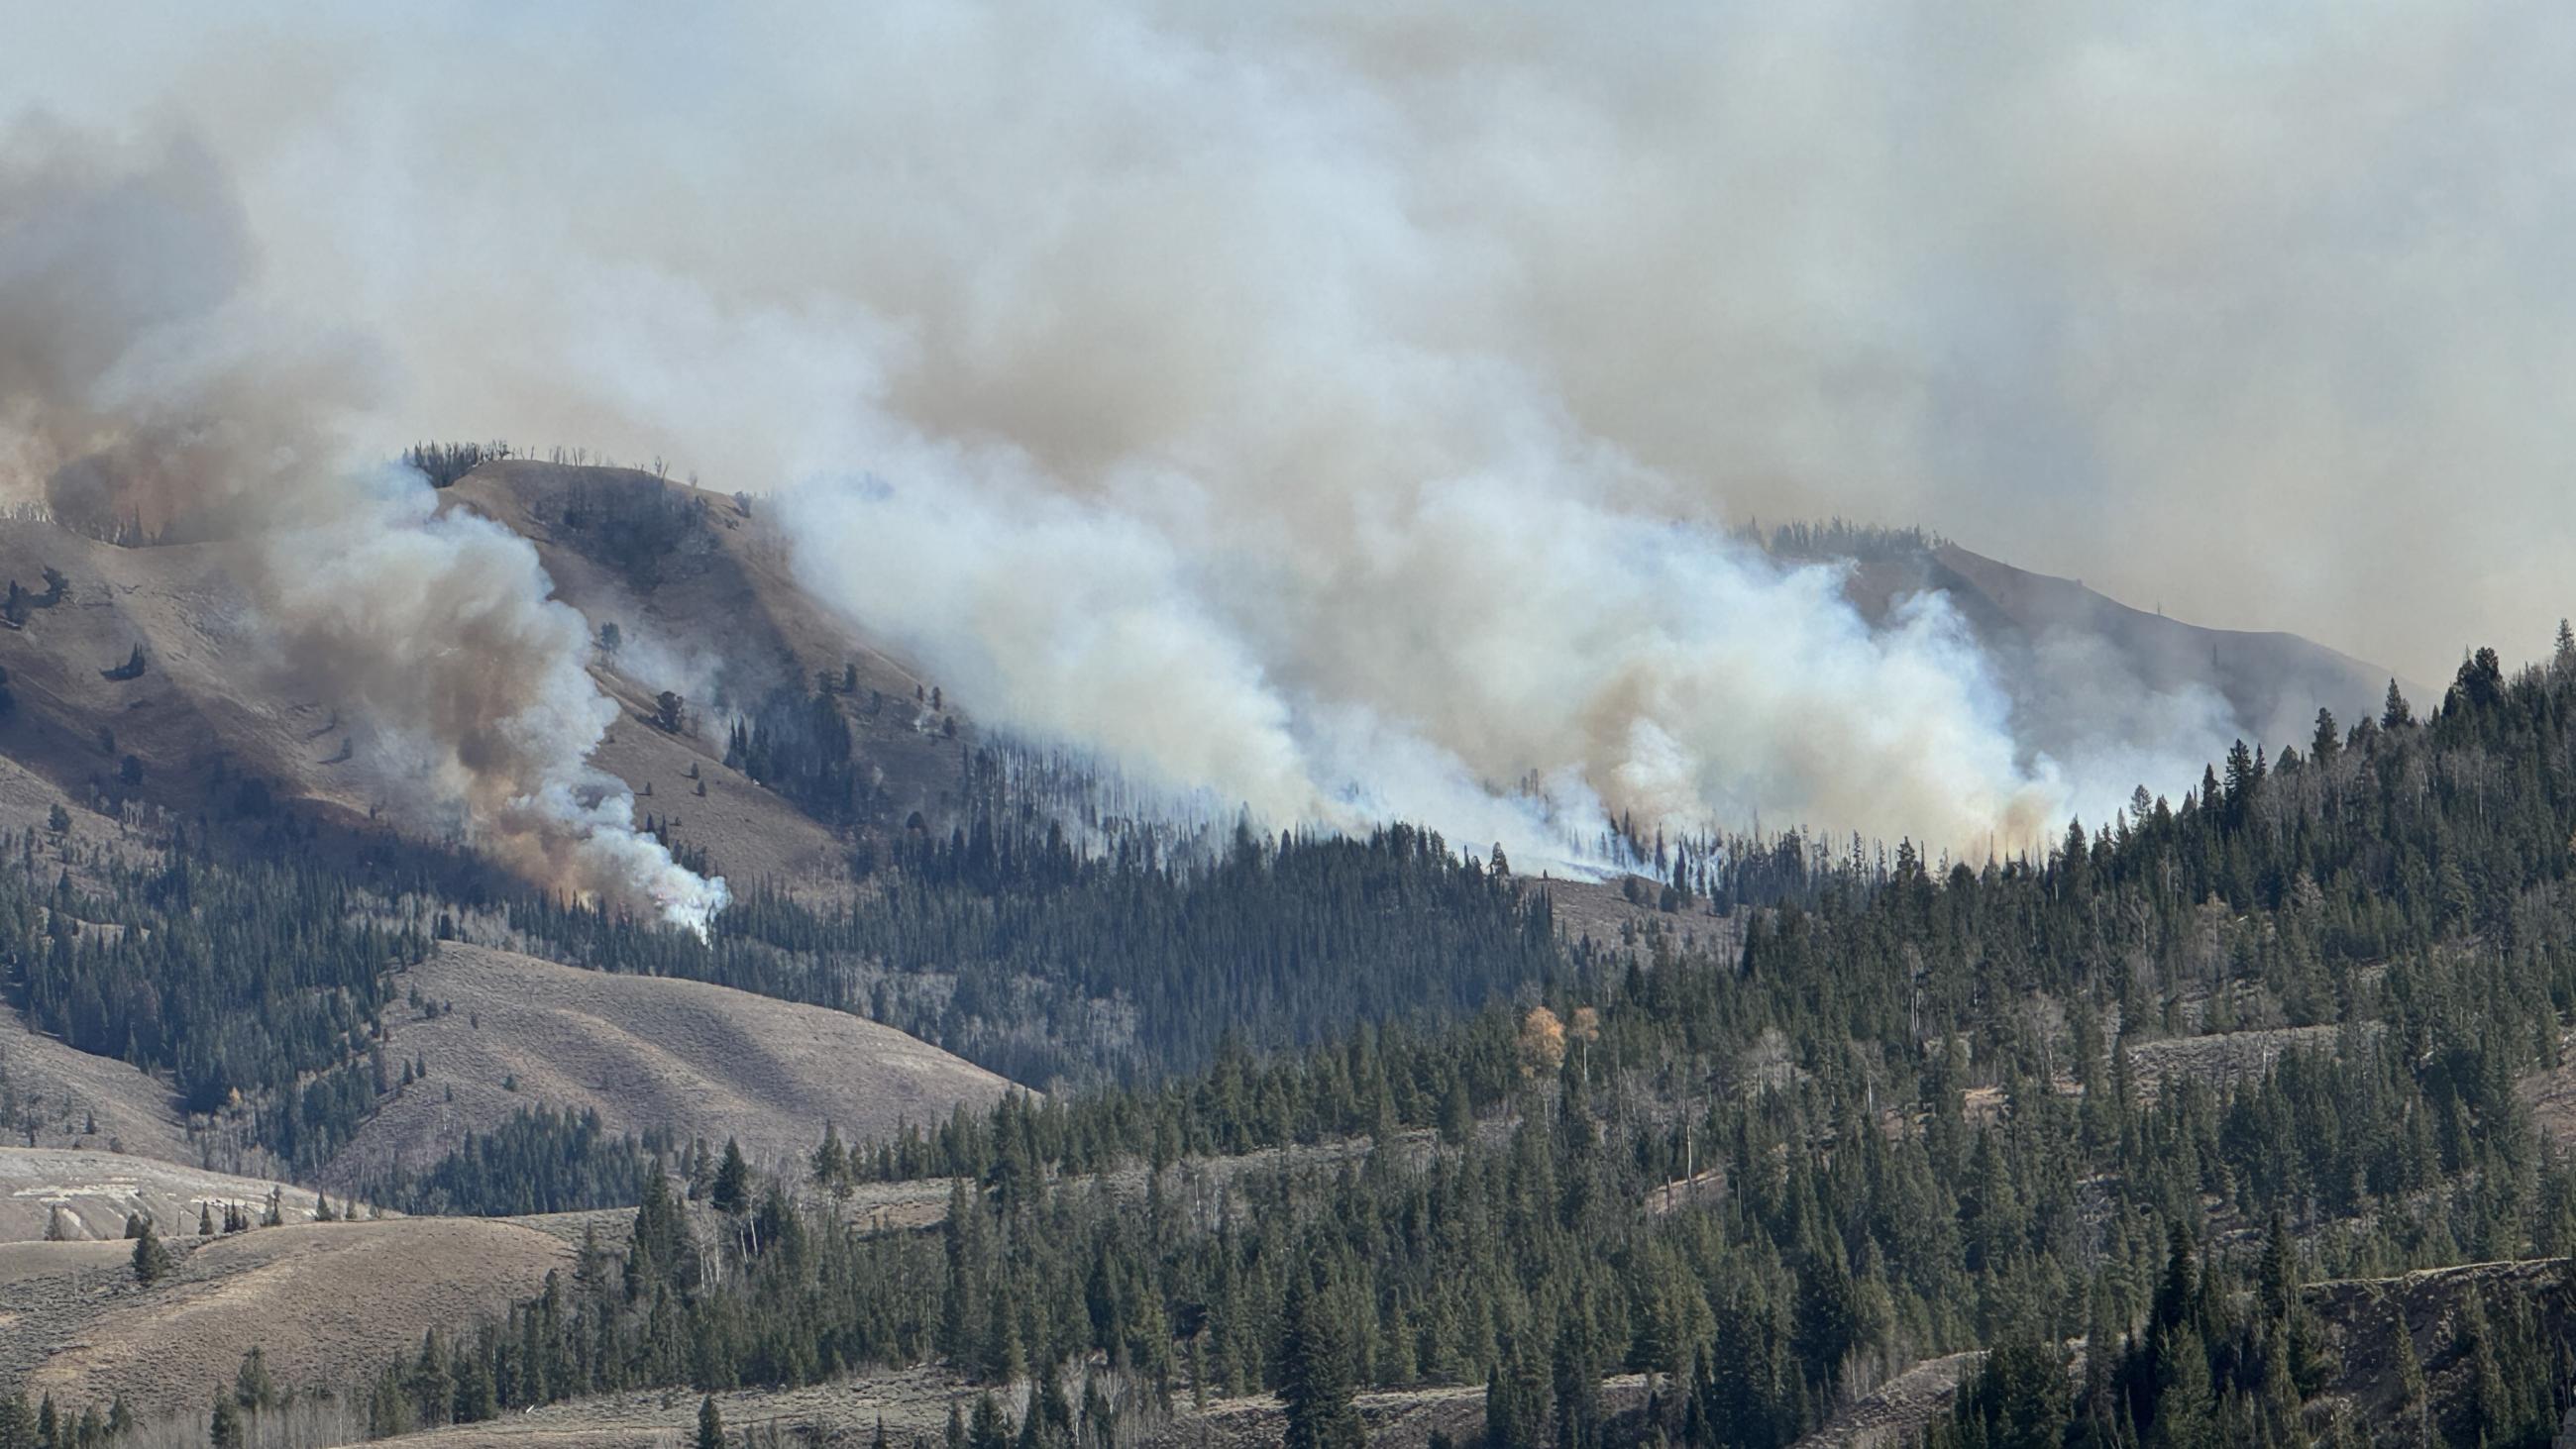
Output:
(7, 0), (2570, 689)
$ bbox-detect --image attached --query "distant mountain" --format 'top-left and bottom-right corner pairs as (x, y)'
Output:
(1838, 537), (2412, 760)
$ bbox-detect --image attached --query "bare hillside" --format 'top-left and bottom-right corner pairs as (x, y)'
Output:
(0, 1148), (321, 1244)
(0, 518), (375, 831)
(0, 465), (965, 909)
(1843, 542), (2405, 752)
(1538, 875), (1744, 957)
(444, 462), (969, 897)
(0, 1016), (193, 1167)
(327, 942), (1015, 1190)
(1794, 1353), (1985, 1448)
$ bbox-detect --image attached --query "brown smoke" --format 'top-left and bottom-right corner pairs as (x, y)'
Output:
(0, 125), (725, 928)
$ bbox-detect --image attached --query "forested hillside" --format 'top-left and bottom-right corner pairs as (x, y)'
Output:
(2, 467), (2570, 1446)
(515, 814), (1563, 1089)
(147, 623), (2566, 1448)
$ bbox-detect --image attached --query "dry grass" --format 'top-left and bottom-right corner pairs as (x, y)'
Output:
(1535, 876), (1743, 959)
(327, 942), (1014, 1190)
(2121, 1023), (2349, 1097)
(291, 1255), (2576, 1449)
(1794, 1352), (1984, 1448)
(380, 1368), (1642, 1449)
(0, 1016), (194, 1167)
(384, 1365), (977, 1448)
(0, 518), (382, 833)
(0, 1214), (575, 1418)
(0, 1147), (322, 1244)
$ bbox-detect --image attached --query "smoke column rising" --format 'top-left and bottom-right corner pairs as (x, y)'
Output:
(776, 430), (2209, 869)
(0, 126), (727, 930)
(10, 2), (2561, 862)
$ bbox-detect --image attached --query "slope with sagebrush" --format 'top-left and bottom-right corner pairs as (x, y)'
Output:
(324, 941), (1016, 1190)
(0, 517), (373, 831)
(0, 1216), (571, 1423)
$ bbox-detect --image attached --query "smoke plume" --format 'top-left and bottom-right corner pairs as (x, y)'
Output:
(0, 126), (726, 930)
(12, 3), (2568, 863)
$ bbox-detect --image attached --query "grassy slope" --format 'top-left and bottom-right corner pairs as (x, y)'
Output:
(0, 1215), (572, 1419)
(328, 942), (1016, 1190)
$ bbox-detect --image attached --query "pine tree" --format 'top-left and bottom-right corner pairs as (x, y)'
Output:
(968, 1393), (1012, 1449)
(209, 1397), (244, 1449)
(1280, 1273), (1361, 1449)
(2150, 1323), (2215, 1449)
(712, 1137), (751, 1214)
(130, 1218), (172, 1285)
(812, 1122), (848, 1195)
(1440, 1076), (1473, 1147)
(234, 1345), (277, 1410)
(2257, 1211), (2296, 1321)
(2387, 1302), (2423, 1430)
(698, 1394), (724, 1449)
(1485, 1331), (1553, 1449)
(2381, 678), (2414, 729)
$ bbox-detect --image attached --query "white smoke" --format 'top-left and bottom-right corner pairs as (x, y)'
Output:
(0, 127), (726, 931)
(18, 2), (2546, 862)
(776, 426), (2225, 868)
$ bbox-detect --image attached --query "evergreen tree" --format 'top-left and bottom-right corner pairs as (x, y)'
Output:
(130, 1218), (171, 1286)
(1280, 1272), (1362, 1449)
(209, 1397), (244, 1449)
(811, 1121), (849, 1196)
(234, 1345), (277, 1411)
(968, 1394), (1013, 1449)
(2381, 677), (2414, 728)
(712, 1137), (752, 1215)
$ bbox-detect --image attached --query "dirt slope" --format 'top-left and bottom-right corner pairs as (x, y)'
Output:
(327, 942), (1015, 1190)
(376, 1371), (1644, 1449)
(1784, 1257), (2576, 1448)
